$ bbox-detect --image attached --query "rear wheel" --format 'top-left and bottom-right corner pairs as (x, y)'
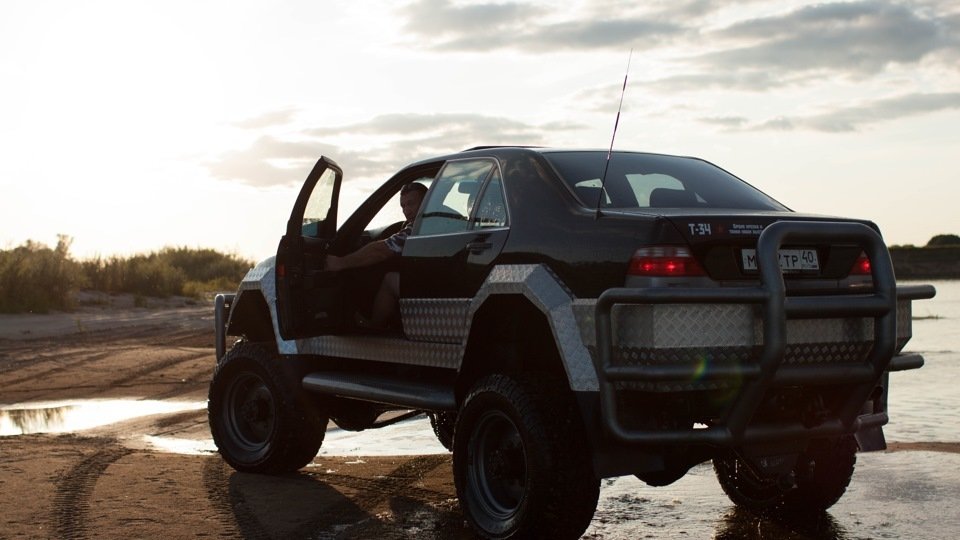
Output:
(453, 374), (599, 539)
(208, 341), (326, 473)
(714, 435), (857, 513)
(783, 436), (857, 511)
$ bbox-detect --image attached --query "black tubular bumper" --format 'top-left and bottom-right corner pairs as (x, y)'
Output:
(595, 221), (936, 446)
(214, 293), (235, 362)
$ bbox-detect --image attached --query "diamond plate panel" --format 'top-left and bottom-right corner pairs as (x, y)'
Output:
(783, 341), (874, 365)
(400, 299), (471, 344)
(613, 304), (759, 349)
(577, 295), (916, 394)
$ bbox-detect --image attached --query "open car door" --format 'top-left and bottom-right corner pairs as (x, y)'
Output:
(276, 156), (344, 339)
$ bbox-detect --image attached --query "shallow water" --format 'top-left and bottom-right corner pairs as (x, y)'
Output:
(585, 451), (960, 539)
(0, 399), (205, 436)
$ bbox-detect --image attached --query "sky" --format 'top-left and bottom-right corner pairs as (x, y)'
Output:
(1, 0), (958, 263)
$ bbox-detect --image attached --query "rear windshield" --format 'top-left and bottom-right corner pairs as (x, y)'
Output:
(542, 151), (787, 211)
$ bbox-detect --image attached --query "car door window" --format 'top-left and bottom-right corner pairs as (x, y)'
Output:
(472, 169), (507, 228)
(301, 168), (339, 237)
(416, 159), (494, 236)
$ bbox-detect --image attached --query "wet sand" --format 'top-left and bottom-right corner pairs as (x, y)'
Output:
(1, 301), (958, 539)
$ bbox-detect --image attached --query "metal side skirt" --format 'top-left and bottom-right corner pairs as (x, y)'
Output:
(302, 372), (457, 410)
(296, 335), (461, 369)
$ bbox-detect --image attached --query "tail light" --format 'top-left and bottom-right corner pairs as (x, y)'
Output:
(849, 252), (871, 276)
(628, 246), (705, 277)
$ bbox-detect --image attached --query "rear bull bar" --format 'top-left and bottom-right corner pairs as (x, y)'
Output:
(595, 221), (936, 445)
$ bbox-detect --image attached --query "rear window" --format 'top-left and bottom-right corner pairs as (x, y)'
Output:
(542, 151), (787, 211)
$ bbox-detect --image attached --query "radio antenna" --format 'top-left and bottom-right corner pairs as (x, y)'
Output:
(596, 49), (633, 219)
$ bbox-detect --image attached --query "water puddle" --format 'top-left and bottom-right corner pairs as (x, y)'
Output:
(0, 399), (205, 436)
(142, 435), (217, 455)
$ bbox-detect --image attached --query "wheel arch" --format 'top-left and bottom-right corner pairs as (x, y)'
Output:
(227, 290), (276, 343)
(457, 264), (600, 399)
(456, 294), (568, 401)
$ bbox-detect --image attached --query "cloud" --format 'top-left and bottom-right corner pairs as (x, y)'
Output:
(398, 1), (956, 92)
(749, 92), (960, 132)
(402, 0), (543, 37)
(651, 71), (789, 92)
(697, 2), (954, 78)
(207, 113), (585, 187)
(205, 136), (335, 187)
(401, 0), (685, 51)
(698, 116), (748, 128)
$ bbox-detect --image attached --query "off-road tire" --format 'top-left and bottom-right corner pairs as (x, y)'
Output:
(714, 435), (857, 513)
(208, 341), (326, 473)
(782, 435), (857, 512)
(453, 374), (600, 539)
(429, 411), (456, 451)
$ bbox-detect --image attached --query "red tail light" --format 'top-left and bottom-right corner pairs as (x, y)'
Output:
(849, 252), (871, 276)
(628, 246), (705, 277)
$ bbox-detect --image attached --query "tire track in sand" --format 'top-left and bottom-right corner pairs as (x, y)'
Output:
(0, 349), (120, 386)
(101, 350), (210, 391)
(53, 445), (131, 540)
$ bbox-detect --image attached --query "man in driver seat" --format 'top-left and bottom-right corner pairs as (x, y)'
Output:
(324, 182), (427, 330)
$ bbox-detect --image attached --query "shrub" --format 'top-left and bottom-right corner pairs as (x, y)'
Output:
(926, 234), (960, 247)
(1, 238), (254, 313)
(0, 235), (86, 313)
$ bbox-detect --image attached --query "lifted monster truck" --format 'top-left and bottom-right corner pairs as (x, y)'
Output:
(209, 147), (935, 539)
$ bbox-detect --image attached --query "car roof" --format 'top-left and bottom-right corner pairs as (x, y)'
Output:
(401, 146), (703, 170)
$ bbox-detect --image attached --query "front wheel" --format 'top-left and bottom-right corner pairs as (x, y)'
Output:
(453, 374), (599, 539)
(208, 341), (326, 473)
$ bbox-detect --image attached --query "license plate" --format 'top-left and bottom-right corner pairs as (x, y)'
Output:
(741, 248), (819, 272)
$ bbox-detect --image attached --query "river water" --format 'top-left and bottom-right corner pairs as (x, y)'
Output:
(886, 280), (960, 443)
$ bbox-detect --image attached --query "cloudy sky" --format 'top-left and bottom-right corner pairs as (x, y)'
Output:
(1, 0), (958, 262)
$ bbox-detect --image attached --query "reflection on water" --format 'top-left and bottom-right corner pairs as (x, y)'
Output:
(0, 400), (205, 436)
(715, 507), (846, 540)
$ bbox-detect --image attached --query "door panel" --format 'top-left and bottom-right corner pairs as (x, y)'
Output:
(276, 157), (345, 339)
(402, 228), (509, 298)
(401, 159), (510, 303)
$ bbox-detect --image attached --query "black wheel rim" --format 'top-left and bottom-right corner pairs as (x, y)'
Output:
(467, 410), (526, 522)
(223, 371), (276, 454)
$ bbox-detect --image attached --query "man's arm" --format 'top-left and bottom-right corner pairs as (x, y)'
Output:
(325, 240), (393, 272)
